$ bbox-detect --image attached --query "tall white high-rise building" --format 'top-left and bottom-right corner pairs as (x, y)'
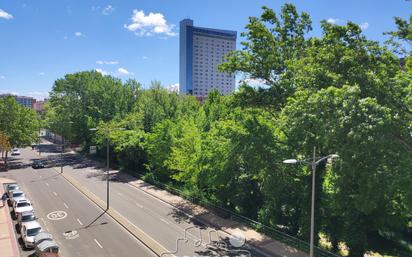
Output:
(179, 19), (237, 99)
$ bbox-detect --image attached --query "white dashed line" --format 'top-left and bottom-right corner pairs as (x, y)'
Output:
(45, 182), (49, 187)
(160, 218), (169, 224)
(53, 192), (58, 196)
(39, 175), (42, 178)
(63, 203), (69, 209)
(135, 203), (143, 208)
(77, 218), (83, 226)
(94, 238), (103, 248)
(117, 192), (123, 196)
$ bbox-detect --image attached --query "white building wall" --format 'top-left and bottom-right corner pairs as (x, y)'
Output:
(192, 35), (236, 97)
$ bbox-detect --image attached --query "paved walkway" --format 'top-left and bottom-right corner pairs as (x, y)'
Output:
(0, 178), (20, 257)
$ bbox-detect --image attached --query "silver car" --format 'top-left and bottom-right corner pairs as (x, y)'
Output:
(21, 220), (42, 249)
(8, 190), (25, 206)
(17, 211), (36, 231)
(13, 199), (33, 219)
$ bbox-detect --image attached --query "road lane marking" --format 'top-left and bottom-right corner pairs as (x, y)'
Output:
(94, 238), (103, 248)
(135, 203), (143, 208)
(53, 191), (58, 196)
(63, 203), (69, 209)
(45, 182), (49, 187)
(117, 192), (124, 196)
(39, 175), (42, 178)
(160, 218), (169, 225)
(77, 218), (83, 226)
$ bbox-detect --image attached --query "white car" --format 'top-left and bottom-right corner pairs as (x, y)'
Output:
(8, 190), (25, 206)
(13, 199), (33, 218)
(21, 220), (42, 249)
(11, 148), (20, 156)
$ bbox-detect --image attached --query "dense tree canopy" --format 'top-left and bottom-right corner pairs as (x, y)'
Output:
(45, 4), (411, 257)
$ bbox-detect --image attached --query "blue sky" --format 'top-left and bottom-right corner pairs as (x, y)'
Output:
(0, 0), (410, 100)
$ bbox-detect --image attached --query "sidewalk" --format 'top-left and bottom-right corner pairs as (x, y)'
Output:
(0, 178), (20, 257)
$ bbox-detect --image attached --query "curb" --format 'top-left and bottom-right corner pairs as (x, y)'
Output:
(52, 168), (168, 257)
(0, 183), (21, 257)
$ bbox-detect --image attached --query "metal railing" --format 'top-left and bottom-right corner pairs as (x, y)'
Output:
(145, 177), (342, 257)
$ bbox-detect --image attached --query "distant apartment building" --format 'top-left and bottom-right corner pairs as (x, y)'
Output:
(33, 100), (45, 113)
(179, 19), (236, 99)
(0, 94), (35, 108)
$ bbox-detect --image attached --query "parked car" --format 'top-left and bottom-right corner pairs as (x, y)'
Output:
(8, 190), (25, 206)
(17, 211), (37, 231)
(11, 148), (21, 156)
(32, 160), (46, 169)
(13, 199), (33, 218)
(21, 220), (42, 249)
(6, 184), (20, 195)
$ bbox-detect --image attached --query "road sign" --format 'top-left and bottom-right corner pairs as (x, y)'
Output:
(90, 146), (97, 154)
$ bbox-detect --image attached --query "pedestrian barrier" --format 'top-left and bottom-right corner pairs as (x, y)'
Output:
(146, 178), (342, 257)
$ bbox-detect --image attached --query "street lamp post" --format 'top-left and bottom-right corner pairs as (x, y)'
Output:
(283, 147), (339, 257)
(89, 127), (125, 210)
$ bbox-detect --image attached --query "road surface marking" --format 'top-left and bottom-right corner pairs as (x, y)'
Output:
(77, 218), (83, 226)
(127, 183), (195, 219)
(39, 175), (42, 178)
(135, 203), (143, 208)
(63, 203), (69, 209)
(45, 182), (49, 187)
(160, 218), (169, 224)
(94, 238), (103, 248)
(47, 211), (67, 220)
(117, 192), (124, 196)
(53, 191), (58, 196)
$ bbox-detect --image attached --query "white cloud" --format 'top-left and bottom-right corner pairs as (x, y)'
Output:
(0, 90), (18, 95)
(96, 60), (119, 65)
(0, 9), (13, 20)
(326, 18), (337, 24)
(39, 72), (45, 76)
(167, 83), (179, 93)
(27, 91), (49, 100)
(360, 22), (369, 30)
(117, 67), (130, 75)
(142, 56), (149, 60)
(240, 78), (269, 88)
(124, 10), (177, 37)
(0, 75), (5, 79)
(102, 5), (114, 15)
(75, 32), (84, 37)
(95, 68), (109, 76)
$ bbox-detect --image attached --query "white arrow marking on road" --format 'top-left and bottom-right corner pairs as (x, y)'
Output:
(94, 239), (103, 248)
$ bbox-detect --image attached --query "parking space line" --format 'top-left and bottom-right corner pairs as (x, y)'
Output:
(77, 218), (83, 226)
(94, 238), (103, 248)
(53, 191), (58, 196)
(63, 203), (69, 209)
(45, 182), (49, 187)
(135, 203), (143, 208)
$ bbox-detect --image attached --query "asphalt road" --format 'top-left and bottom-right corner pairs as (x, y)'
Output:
(36, 141), (268, 257)
(2, 147), (157, 257)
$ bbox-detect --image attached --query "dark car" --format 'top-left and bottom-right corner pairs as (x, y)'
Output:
(32, 160), (45, 169)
